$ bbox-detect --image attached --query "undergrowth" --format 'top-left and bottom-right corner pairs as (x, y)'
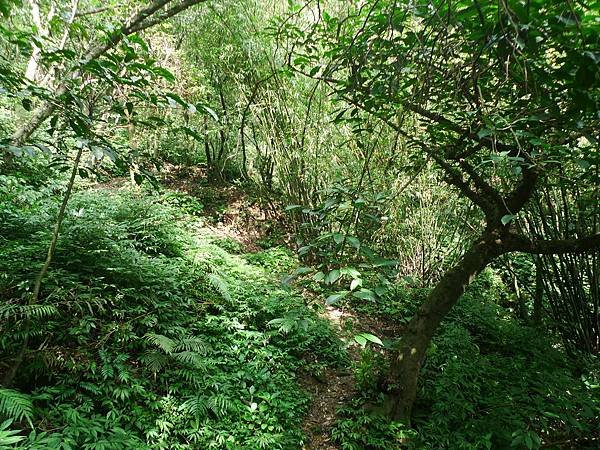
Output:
(331, 272), (600, 449)
(0, 178), (346, 449)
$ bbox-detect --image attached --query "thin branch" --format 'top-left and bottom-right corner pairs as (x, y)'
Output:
(9, 0), (208, 146)
(129, 0), (207, 34)
(505, 232), (600, 255)
(75, 4), (124, 18)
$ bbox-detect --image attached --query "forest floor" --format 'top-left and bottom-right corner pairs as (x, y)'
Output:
(6, 171), (597, 449)
(299, 305), (358, 450)
(153, 168), (405, 449)
(160, 169), (360, 449)
(300, 302), (404, 449)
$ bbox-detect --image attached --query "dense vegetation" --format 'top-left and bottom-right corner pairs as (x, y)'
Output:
(1, 0), (598, 449)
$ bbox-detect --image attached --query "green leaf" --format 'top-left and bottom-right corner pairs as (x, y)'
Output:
(354, 334), (367, 346)
(346, 236), (361, 249)
(180, 126), (203, 141)
(326, 291), (348, 305)
(127, 34), (149, 52)
(340, 267), (360, 278)
(298, 245), (311, 256)
(354, 332), (383, 347)
(293, 267), (312, 276)
(352, 288), (376, 301)
(501, 214), (516, 226)
(477, 128), (492, 139)
(152, 67), (175, 82)
(0, 389), (33, 427)
(371, 257), (398, 268)
(201, 105), (219, 121)
(325, 269), (340, 284)
(575, 159), (590, 170)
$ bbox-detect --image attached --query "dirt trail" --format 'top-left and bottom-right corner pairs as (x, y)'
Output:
(300, 303), (404, 449)
(300, 306), (359, 449)
(157, 167), (385, 449)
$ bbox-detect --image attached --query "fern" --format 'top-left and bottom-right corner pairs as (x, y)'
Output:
(180, 396), (208, 419)
(176, 368), (205, 387)
(0, 303), (58, 321)
(172, 351), (203, 366)
(144, 333), (176, 354)
(207, 394), (232, 418)
(207, 273), (232, 302)
(140, 351), (169, 373)
(0, 388), (33, 426)
(174, 337), (207, 354)
(180, 393), (232, 419)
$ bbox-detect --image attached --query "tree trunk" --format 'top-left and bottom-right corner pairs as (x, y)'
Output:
(25, 0), (55, 82)
(383, 231), (505, 422)
(2, 145), (83, 387)
(532, 256), (543, 324)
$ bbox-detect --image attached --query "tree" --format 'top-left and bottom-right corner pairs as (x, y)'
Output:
(286, 0), (599, 421)
(0, 0), (212, 387)
(6, 0), (210, 149)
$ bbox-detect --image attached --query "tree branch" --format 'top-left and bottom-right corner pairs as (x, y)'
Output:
(8, 0), (207, 147)
(396, 101), (515, 156)
(504, 164), (539, 214)
(458, 159), (504, 208)
(75, 4), (124, 18)
(129, 0), (207, 34)
(428, 151), (499, 219)
(504, 233), (600, 255)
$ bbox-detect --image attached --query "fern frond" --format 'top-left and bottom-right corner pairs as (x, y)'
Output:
(172, 351), (203, 366)
(174, 337), (207, 354)
(20, 304), (58, 320)
(177, 368), (205, 387)
(139, 351), (169, 373)
(207, 273), (232, 302)
(0, 304), (17, 320)
(0, 304), (58, 321)
(208, 394), (232, 418)
(144, 334), (176, 354)
(180, 396), (208, 419)
(0, 388), (33, 426)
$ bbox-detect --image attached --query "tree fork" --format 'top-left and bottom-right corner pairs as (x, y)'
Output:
(382, 225), (600, 423)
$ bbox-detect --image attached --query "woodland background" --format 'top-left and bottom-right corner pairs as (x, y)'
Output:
(0, 0), (598, 449)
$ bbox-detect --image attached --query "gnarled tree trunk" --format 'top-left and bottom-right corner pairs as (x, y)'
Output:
(383, 230), (506, 422)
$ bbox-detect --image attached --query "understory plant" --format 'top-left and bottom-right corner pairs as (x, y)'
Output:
(331, 272), (600, 449)
(0, 183), (345, 448)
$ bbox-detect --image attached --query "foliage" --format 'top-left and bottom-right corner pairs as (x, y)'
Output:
(0, 389), (33, 427)
(331, 273), (600, 449)
(332, 398), (414, 450)
(1, 0), (599, 448)
(0, 420), (25, 448)
(0, 185), (346, 448)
